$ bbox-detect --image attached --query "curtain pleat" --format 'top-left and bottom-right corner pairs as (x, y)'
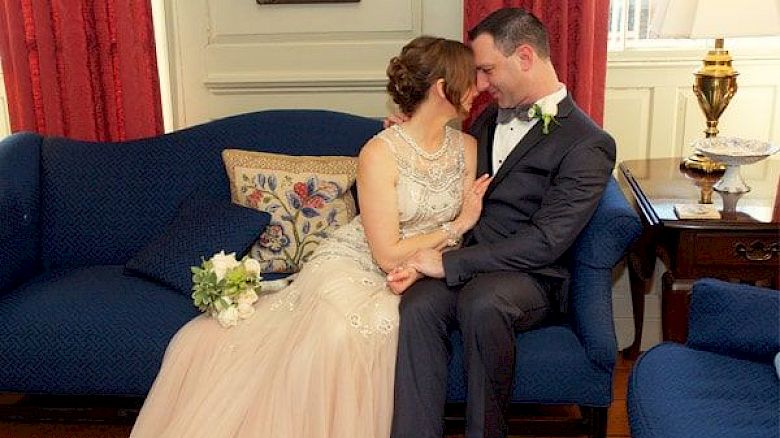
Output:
(0, 0), (162, 141)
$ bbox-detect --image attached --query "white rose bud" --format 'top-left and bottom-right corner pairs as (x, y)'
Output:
(237, 290), (258, 306)
(243, 258), (262, 277)
(211, 251), (241, 282)
(541, 99), (558, 116)
(527, 106), (538, 119)
(216, 306), (239, 328)
(237, 302), (255, 319)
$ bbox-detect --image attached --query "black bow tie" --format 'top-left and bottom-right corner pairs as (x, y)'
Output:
(496, 104), (533, 124)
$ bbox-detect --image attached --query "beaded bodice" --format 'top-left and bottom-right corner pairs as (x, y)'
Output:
(308, 125), (466, 275)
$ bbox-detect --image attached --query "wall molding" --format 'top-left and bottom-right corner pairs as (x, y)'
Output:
(204, 74), (387, 94)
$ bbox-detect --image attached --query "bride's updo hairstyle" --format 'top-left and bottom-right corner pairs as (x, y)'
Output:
(386, 36), (475, 116)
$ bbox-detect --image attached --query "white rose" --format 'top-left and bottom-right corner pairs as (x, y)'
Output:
(237, 289), (258, 306)
(216, 306), (239, 328)
(243, 258), (262, 277)
(237, 302), (255, 319)
(210, 251), (241, 282)
(540, 98), (558, 116)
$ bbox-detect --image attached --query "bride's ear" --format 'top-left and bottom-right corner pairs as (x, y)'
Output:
(434, 78), (446, 100)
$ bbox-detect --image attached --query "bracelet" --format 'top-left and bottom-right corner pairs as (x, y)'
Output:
(440, 222), (460, 247)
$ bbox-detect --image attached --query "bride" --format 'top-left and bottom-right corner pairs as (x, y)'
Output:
(130, 35), (489, 438)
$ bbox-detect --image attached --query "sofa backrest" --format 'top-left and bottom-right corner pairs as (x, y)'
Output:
(39, 109), (382, 269)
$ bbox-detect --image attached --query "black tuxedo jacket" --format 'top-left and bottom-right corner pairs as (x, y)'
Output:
(442, 95), (616, 310)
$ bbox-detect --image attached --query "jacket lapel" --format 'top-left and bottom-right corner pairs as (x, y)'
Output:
(485, 94), (575, 197)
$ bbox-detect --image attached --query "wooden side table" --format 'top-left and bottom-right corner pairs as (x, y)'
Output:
(618, 158), (779, 359)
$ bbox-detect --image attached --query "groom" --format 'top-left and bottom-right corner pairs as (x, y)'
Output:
(389, 8), (616, 438)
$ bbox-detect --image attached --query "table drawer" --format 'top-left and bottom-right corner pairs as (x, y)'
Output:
(695, 233), (779, 266)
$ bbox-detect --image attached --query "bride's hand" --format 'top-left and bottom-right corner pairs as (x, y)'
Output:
(453, 174), (492, 233)
(386, 265), (421, 295)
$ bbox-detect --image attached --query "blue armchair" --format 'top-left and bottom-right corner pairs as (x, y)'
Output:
(628, 278), (780, 438)
(0, 110), (640, 437)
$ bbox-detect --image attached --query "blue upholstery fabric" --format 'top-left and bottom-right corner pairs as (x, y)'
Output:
(687, 279), (780, 362)
(124, 197), (271, 295)
(629, 343), (778, 438)
(572, 178), (642, 269)
(0, 265), (198, 395)
(628, 279), (780, 438)
(447, 326), (613, 406)
(40, 110), (381, 269)
(0, 133), (42, 293)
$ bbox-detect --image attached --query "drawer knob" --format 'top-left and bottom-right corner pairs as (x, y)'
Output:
(734, 241), (779, 261)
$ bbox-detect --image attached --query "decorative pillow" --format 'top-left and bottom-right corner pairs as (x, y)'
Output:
(124, 197), (271, 295)
(222, 149), (358, 274)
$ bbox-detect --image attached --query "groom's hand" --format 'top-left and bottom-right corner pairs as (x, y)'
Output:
(383, 112), (410, 128)
(408, 249), (445, 279)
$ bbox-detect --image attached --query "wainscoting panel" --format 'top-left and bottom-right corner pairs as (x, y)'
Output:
(604, 88), (652, 163)
(164, 0), (462, 128)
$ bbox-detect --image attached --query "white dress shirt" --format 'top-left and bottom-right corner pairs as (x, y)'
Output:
(492, 84), (568, 173)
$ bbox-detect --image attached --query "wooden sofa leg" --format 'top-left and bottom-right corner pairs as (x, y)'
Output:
(581, 406), (607, 438)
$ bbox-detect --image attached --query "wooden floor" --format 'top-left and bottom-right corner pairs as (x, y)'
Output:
(0, 358), (633, 438)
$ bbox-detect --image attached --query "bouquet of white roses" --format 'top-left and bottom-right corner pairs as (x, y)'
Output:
(191, 251), (262, 328)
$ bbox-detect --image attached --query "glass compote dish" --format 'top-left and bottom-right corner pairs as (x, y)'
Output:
(693, 137), (780, 193)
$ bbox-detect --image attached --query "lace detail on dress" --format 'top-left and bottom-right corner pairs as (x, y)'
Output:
(379, 125), (466, 239)
(269, 126), (467, 340)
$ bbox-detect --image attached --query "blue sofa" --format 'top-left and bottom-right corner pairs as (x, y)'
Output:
(0, 109), (640, 436)
(628, 279), (780, 438)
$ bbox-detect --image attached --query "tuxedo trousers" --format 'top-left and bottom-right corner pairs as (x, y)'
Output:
(391, 271), (553, 438)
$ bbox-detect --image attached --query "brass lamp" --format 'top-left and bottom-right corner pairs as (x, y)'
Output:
(650, 0), (780, 172)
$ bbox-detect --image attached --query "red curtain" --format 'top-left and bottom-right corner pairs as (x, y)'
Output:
(0, 0), (163, 142)
(464, 0), (609, 127)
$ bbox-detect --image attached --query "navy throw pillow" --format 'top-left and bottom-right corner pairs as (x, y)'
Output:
(124, 197), (270, 295)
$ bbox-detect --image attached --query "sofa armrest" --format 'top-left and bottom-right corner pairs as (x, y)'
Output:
(567, 178), (642, 370)
(0, 132), (42, 292)
(568, 265), (617, 371)
(572, 178), (642, 269)
(687, 278), (779, 363)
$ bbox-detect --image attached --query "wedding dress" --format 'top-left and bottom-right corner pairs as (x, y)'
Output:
(130, 125), (465, 438)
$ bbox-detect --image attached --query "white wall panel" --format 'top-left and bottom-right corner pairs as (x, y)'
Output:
(604, 88), (652, 163)
(164, 0), (462, 128)
(208, 0), (414, 38)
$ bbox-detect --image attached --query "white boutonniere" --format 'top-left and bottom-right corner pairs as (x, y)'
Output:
(527, 97), (560, 135)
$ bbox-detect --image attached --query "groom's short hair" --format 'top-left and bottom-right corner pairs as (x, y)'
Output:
(468, 8), (550, 60)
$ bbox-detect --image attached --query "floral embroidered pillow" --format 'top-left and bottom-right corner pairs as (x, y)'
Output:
(222, 149), (358, 274)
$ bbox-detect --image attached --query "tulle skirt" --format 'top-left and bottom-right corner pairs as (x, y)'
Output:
(130, 252), (400, 438)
